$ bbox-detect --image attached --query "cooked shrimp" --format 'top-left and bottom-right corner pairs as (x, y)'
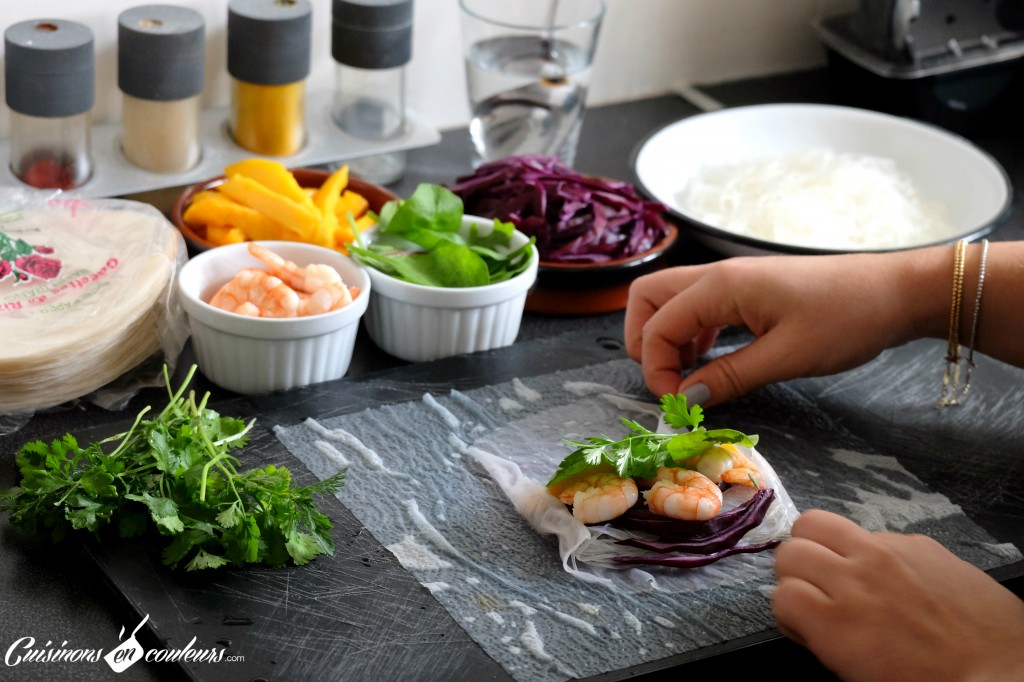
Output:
(549, 472), (639, 524)
(644, 468), (723, 520)
(208, 268), (301, 318)
(248, 243), (353, 312)
(689, 447), (737, 483)
(721, 465), (763, 488)
(717, 444), (764, 488)
(235, 301), (262, 317)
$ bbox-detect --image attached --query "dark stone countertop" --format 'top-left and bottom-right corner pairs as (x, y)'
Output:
(2, 66), (1022, 682)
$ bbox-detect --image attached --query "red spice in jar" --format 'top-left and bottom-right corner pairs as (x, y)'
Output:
(16, 152), (87, 190)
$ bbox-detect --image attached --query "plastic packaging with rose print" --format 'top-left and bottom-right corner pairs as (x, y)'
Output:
(0, 188), (189, 433)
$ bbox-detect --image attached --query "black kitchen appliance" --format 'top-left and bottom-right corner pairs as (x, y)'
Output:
(814, 0), (1024, 137)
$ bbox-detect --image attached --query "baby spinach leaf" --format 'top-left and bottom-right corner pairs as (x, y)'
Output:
(349, 183), (534, 288)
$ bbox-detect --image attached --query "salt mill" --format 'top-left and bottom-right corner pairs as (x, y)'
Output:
(118, 5), (206, 174)
(4, 20), (95, 190)
(332, 0), (414, 184)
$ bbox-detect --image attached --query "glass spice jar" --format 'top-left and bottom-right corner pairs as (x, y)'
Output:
(4, 19), (95, 190)
(227, 0), (312, 157)
(331, 0), (414, 185)
(118, 5), (206, 174)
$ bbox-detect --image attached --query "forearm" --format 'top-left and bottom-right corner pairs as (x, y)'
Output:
(898, 240), (1024, 368)
(963, 241), (1024, 367)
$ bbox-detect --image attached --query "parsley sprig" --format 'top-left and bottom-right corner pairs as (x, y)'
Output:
(0, 365), (345, 571)
(547, 394), (758, 486)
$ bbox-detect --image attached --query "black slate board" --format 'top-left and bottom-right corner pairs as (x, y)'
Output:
(12, 324), (1024, 682)
(78, 329), (627, 682)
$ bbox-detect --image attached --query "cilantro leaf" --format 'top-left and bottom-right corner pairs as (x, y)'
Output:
(548, 393), (758, 486)
(80, 468), (117, 499)
(286, 531), (323, 565)
(659, 394), (703, 429)
(186, 549), (230, 571)
(162, 528), (214, 566)
(127, 492), (185, 534)
(223, 516), (261, 565)
(215, 501), (244, 529)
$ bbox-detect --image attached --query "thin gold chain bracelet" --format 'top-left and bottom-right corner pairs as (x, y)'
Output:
(937, 238), (967, 407)
(961, 239), (990, 398)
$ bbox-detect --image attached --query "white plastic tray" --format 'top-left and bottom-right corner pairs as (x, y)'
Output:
(0, 91), (440, 199)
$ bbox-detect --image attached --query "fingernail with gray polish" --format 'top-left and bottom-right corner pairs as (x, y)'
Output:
(680, 383), (710, 406)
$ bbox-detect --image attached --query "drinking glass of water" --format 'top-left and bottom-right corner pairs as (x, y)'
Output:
(459, 0), (605, 168)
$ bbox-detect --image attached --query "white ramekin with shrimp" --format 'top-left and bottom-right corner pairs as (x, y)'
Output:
(177, 240), (370, 394)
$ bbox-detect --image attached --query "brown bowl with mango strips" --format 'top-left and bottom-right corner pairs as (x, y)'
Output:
(171, 167), (399, 253)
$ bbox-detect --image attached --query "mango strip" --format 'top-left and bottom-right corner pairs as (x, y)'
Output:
(311, 166), (351, 248)
(225, 158), (315, 210)
(184, 191), (302, 242)
(313, 166), (349, 213)
(217, 175), (321, 241)
(206, 224), (246, 245)
(183, 160), (378, 249)
(335, 190), (369, 222)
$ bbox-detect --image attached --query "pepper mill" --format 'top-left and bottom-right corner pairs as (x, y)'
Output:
(332, 0), (414, 185)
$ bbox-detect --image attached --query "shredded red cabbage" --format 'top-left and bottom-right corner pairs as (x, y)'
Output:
(614, 488), (776, 555)
(449, 154), (670, 264)
(611, 540), (782, 568)
(610, 488), (771, 541)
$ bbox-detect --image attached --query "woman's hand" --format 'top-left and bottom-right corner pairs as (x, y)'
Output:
(624, 250), (947, 405)
(773, 510), (1024, 681)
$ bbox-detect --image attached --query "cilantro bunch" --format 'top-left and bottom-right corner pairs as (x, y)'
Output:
(348, 183), (535, 287)
(547, 394), (758, 486)
(0, 366), (344, 571)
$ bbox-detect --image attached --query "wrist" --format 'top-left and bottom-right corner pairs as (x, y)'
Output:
(889, 244), (955, 344)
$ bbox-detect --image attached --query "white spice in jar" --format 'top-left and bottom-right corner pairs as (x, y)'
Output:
(121, 94), (202, 174)
(117, 6), (205, 174)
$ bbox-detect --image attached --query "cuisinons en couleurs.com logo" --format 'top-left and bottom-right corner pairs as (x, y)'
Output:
(5, 614), (235, 672)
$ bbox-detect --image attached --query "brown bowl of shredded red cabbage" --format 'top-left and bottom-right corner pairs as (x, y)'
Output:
(449, 155), (678, 315)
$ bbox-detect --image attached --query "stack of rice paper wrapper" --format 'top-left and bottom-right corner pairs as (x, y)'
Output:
(0, 189), (188, 422)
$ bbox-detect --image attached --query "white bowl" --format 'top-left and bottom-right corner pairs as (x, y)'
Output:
(361, 216), (539, 362)
(631, 104), (1012, 256)
(177, 240), (370, 394)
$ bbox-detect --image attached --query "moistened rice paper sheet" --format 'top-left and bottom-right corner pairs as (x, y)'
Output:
(275, 357), (1021, 682)
(0, 190), (187, 414)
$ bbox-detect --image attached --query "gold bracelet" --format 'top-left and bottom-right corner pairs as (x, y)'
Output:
(961, 239), (989, 397)
(937, 238), (967, 407)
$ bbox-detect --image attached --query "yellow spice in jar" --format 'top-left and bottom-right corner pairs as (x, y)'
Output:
(230, 79), (305, 157)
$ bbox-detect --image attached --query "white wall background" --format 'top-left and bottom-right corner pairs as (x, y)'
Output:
(0, 1), (831, 137)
